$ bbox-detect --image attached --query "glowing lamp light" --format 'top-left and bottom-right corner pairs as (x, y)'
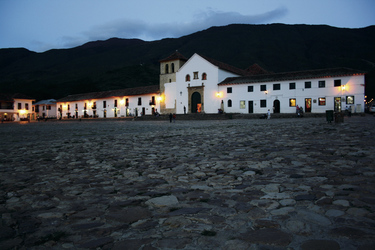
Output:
(19, 110), (26, 115)
(265, 90), (269, 94)
(157, 96), (163, 102)
(216, 92), (223, 98)
(342, 85), (346, 90)
(120, 99), (125, 105)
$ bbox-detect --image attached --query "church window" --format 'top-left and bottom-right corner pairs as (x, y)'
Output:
(228, 99), (232, 107)
(165, 64), (169, 74)
(202, 73), (207, 80)
(193, 72), (199, 79)
(227, 87), (232, 93)
(185, 74), (190, 82)
(171, 63), (175, 73)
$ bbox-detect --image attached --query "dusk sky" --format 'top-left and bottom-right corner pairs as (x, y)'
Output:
(1, 0), (374, 52)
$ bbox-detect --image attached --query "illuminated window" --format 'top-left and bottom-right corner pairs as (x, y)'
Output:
(202, 73), (207, 80)
(289, 98), (296, 107)
(240, 100), (246, 109)
(193, 72), (199, 79)
(248, 86), (253, 92)
(334, 79), (341, 87)
(273, 83), (281, 90)
(185, 74), (190, 82)
(227, 87), (232, 93)
(319, 81), (325, 88)
(319, 97), (326, 106)
(260, 99), (267, 107)
(305, 81), (311, 88)
(289, 82), (296, 90)
(346, 96), (354, 104)
(227, 99), (232, 107)
(260, 85), (266, 91)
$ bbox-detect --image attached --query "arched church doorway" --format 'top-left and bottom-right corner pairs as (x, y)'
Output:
(273, 99), (280, 113)
(191, 92), (201, 113)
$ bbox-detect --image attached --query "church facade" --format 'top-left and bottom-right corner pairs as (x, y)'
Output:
(159, 52), (366, 115)
(53, 51), (366, 119)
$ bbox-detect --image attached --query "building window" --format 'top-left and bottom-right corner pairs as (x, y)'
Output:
(260, 85), (267, 91)
(289, 82), (296, 90)
(228, 99), (232, 107)
(240, 100), (246, 109)
(334, 79), (341, 87)
(193, 72), (199, 79)
(68, 104), (70, 110)
(103, 101), (106, 108)
(305, 81), (311, 88)
(319, 80), (325, 88)
(260, 99), (267, 108)
(319, 97), (326, 106)
(114, 100), (118, 107)
(75, 104), (78, 110)
(25, 103), (29, 110)
(185, 74), (190, 82)
(42, 106), (45, 111)
(165, 64), (169, 74)
(171, 63), (175, 73)
(289, 98), (296, 107)
(47, 105), (51, 110)
(202, 73), (207, 80)
(273, 83), (281, 90)
(227, 87), (232, 93)
(84, 103), (87, 109)
(346, 96), (354, 104)
(18, 103), (22, 109)
(138, 97), (142, 105)
(126, 98), (129, 106)
(248, 86), (253, 92)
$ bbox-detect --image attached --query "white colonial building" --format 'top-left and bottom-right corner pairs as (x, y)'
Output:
(52, 51), (365, 119)
(33, 99), (57, 119)
(159, 52), (366, 115)
(0, 93), (35, 121)
(55, 85), (160, 119)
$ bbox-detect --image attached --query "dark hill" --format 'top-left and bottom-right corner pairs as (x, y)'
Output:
(0, 23), (374, 101)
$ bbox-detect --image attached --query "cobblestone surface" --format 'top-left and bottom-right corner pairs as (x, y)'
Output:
(1, 116), (375, 249)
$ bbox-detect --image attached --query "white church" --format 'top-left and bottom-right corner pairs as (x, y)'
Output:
(54, 51), (366, 119)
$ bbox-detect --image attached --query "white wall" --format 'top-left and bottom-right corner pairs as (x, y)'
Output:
(219, 74), (365, 114)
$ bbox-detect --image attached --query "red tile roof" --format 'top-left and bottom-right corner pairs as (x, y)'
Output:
(159, 51), (188, 62)
(56, 85), (160, 102)
(0, 93), (34, 101)
(245, 63), (270, 75)
(198, 54), (247, 76)
(218, 68), (365, 85)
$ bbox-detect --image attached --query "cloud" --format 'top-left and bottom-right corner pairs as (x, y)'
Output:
(62, 7), (288, 49)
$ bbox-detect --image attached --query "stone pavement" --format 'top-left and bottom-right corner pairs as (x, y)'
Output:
(0, 115), (374, 249)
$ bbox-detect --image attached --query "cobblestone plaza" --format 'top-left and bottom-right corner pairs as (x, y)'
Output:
(1, 116), (374, 249)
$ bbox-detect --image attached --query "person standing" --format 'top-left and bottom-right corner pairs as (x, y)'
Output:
(169, 113), (172, 123)
(267, 109), (271, 119)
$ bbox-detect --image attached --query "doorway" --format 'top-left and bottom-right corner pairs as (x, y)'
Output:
(191, 92), (201, 113)
(103, 110), (106, 118)
(273, 100), (280, 113)
(248, 101), (254, 113)
(334, 97), (341, 112)
(305, 98), (312, 113)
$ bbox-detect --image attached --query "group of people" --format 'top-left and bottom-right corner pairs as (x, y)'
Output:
(169, 113), (176, 123)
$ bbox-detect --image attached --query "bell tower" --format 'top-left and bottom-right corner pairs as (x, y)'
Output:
(159, 51), (187, 114)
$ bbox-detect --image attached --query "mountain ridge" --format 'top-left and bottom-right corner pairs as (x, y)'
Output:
(0, 23), (374, 101)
